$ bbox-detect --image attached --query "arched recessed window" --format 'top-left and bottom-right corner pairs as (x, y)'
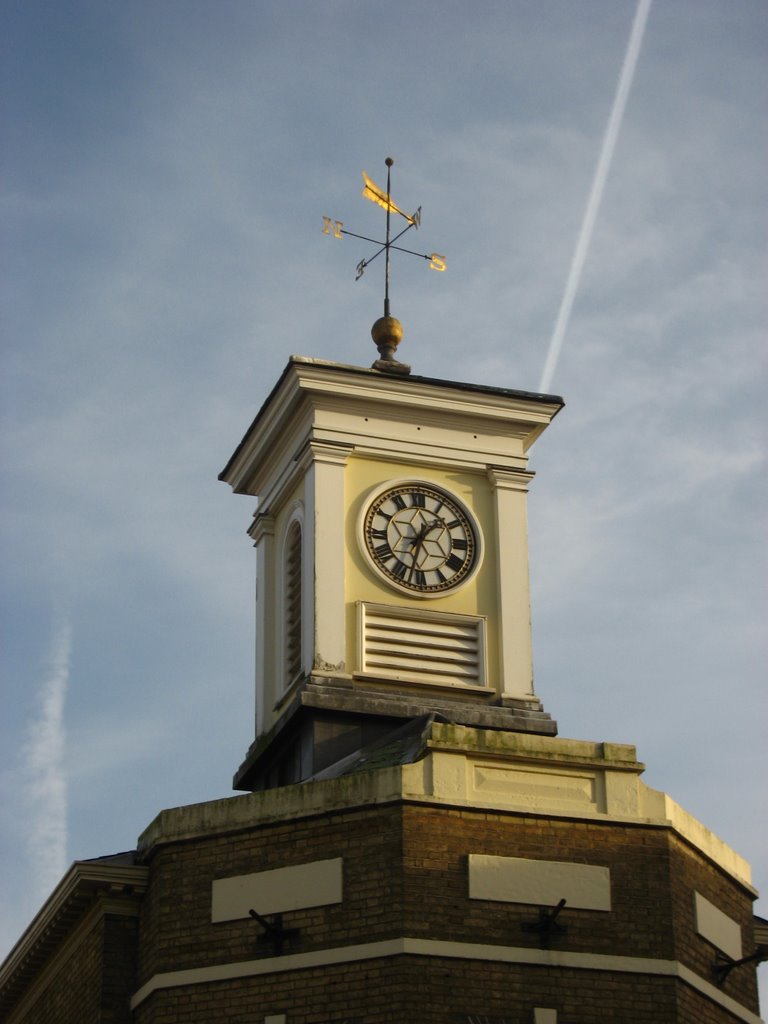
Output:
(283, 518), (303, 690)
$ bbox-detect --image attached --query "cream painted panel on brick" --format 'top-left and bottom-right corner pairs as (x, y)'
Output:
(534, 1011), (558, 1024)
(472, 763), (599, 811)
(694, 891), (742, 960)
(211, 857), (343, 923)
(469, 854), (611, 911)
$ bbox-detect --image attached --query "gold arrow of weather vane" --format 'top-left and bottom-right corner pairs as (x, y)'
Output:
(360, 170), (418, 227)
(322, 158), (446, 322)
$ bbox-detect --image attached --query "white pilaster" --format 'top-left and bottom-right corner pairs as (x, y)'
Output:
(250, 514), (276, 733)
(304, 441), (351, 675)
(487, 467), (536, 699)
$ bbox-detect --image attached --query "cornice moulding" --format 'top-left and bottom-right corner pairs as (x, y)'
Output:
(220, 358), (563, 495)
(0, 860), (148, 1017)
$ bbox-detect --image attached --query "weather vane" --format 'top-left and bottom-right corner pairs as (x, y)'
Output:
(323, 157), (445, 374)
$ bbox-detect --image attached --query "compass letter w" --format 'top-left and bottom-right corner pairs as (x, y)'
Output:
(322, 217), (343, 239)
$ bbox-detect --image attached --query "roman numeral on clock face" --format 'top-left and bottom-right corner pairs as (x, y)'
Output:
(392, 559), (408, 580)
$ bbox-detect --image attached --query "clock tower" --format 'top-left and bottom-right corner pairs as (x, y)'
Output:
(219, 351), (563, 791)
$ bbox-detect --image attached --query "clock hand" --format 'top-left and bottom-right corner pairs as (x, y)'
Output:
(407, 522), (430, 581)
(407, 519), (446, 581)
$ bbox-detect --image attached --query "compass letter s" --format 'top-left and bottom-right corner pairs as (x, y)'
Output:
(429, 253), (446, 272)
(322, 217), (343, 239)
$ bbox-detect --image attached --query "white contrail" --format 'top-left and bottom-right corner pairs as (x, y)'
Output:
(538, 0), (652, 393)
(23, 618), (71, 903)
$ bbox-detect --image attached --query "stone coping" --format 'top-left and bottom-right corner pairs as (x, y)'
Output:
(138, 723), (754, 893)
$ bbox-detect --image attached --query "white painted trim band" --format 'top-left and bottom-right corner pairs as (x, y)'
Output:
(130, 937), (763, 1022)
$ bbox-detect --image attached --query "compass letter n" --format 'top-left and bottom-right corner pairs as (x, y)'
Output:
(322, 217), (343, 239)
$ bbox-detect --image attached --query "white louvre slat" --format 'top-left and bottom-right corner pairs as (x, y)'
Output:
(360, 603), (486, 688)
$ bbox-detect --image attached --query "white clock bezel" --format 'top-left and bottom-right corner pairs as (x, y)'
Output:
(357, 478), (484, 599)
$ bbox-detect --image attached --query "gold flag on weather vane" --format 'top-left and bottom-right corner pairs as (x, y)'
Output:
(361, 170), (416, 225)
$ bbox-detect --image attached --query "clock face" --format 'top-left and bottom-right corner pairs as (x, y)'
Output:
(362, 482), (479, 594)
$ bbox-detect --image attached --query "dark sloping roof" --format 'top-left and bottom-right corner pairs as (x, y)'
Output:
(310, 712), (441, 781)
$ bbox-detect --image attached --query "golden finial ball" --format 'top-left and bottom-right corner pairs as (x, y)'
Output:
(371, 316), (403, 352)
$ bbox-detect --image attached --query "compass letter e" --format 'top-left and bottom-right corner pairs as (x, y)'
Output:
(322, 217), (343, 239)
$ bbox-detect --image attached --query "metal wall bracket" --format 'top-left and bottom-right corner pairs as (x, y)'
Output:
(522, 898), (568, 948)
(249, 908), (300, 956)
(713, 946), (768, 986)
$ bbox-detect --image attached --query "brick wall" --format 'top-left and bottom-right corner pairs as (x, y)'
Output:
(132, 799), (759, 1023)
(668, 832), (759, 1011)
(9, 911), (139, 1024)
(100, 913), (141, 1023)
(402, 806), (677, 960)
(14, 916), (103, 1024)
(136, 805), (406, 983)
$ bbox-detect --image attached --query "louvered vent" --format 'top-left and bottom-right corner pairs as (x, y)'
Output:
(284, 521), (302, 688)
(359, 602), (487, 689)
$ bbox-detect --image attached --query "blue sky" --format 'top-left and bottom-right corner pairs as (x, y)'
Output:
(2, 0), (766, 986)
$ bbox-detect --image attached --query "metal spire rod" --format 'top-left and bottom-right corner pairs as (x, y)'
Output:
(384, 157), (393, 318)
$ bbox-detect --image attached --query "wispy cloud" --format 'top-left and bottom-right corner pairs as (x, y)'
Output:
(22, 618), (71, 903)
(539, 0), (653, 392)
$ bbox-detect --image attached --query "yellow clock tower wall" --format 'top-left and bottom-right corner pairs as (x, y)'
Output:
(343, 458), (499, 683)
